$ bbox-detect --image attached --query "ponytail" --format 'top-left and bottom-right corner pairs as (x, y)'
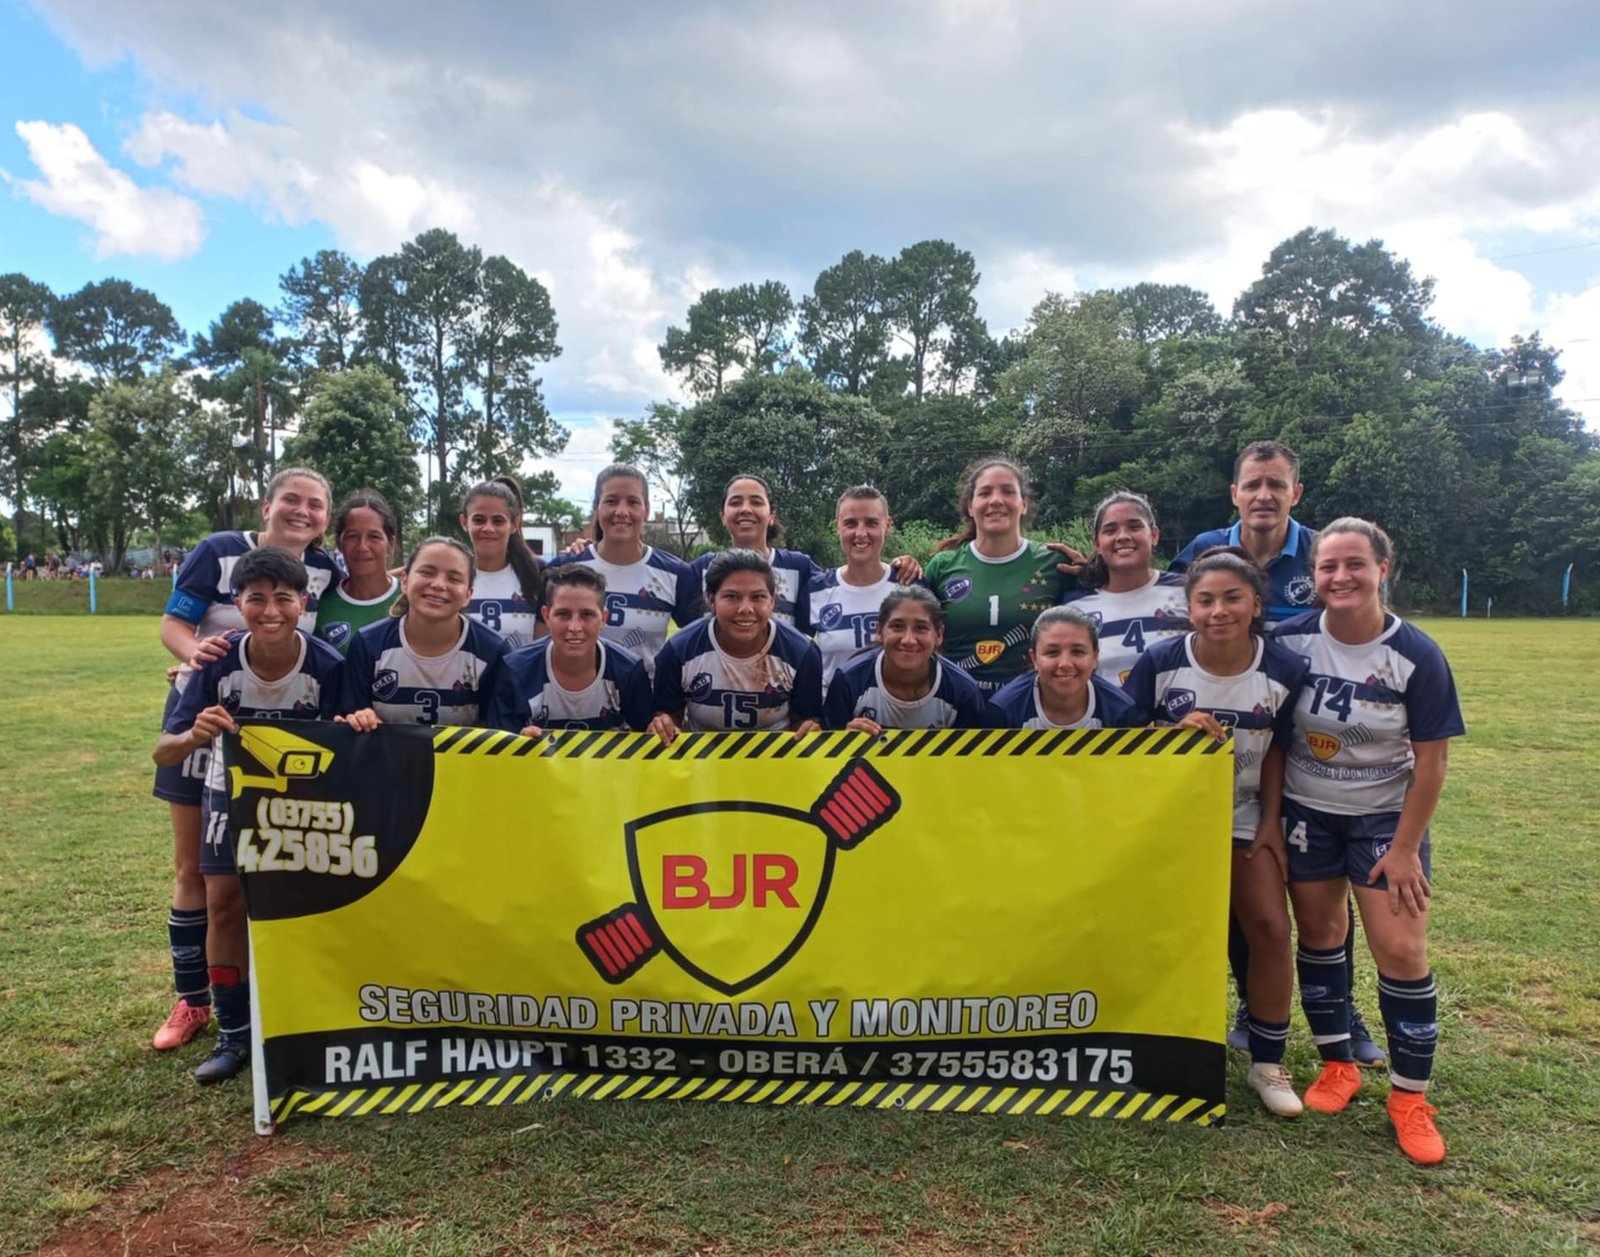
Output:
(464, 475), (545, 611)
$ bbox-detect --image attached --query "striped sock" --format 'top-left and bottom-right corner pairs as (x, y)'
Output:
(1379, 971), (1438, 1092)
(209, 966), (251, 1050)
(1297, 944), (1354, 1062)
(1247, 1015), (1290, 1065)
(168, 907), (210, 1006)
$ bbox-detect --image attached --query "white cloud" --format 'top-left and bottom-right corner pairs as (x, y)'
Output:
(7, 120), (204, 260)
(1541, 283), (1600, 423)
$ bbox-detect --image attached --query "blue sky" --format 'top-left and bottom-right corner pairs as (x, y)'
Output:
(4, 0), (1600, 501)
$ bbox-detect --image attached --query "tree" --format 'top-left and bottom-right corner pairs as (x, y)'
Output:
(0, 273), (54, 517)
(610, 401), (697, 556)
(884, 240), (979, 402)
(728, 280), (793, 373)
(279, 249), (365, 373)
(799, 250), (892, 395)
(183, 402), (253, 532)
(1115, 283), (1227, 345)
(192, 299), (294, 500)
(360, 229), (565, 529)
(281, 366), (423, 529)
(49, 279), (182, 382)
(1000, 291), (1146, 519)
(86, 371), (194, 571)
(678, 369), (892, 557)
(659, 288), (749, 399)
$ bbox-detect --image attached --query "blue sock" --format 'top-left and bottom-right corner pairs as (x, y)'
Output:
(168, 907), (210, 1006)
(1378, 972), (1438, 1091)
(1247, 1016), (1290, 1065)
(210, 966), (250, 1051)
(1297, 944), (1354, 1062)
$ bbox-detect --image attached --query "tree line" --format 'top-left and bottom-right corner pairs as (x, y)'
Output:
(632, 229), (1598, 610)
(2, 225), (1595, 610)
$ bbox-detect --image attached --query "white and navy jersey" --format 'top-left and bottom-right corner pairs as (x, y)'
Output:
(165, 531), (338, 639)
(690, 547), (817, 631)
(343, 615), (509, 727)
(164, 630), (344, 792)
(822, 649), (987, 730)
(808, 564), (908, 688)
(489, 639), (652, 734)
(1124, 633), (1309, 840)
(987, 671), (1143, 731)
(546, 546), (700, 677)
(1063, 571), (1189, 685)
(465, 565), (540, 649)
(1273, 611), (1465, 815)
(654, 617), (824, 732)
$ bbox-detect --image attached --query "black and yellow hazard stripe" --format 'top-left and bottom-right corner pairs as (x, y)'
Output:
(270, 1072), (1224, 1126)
(431, 727), (1227, 761)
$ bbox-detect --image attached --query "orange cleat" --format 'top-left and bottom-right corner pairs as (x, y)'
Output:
(152, 998), (212, 1050)
(1303, 1060), (1363, 1114)
(1388, 1090), (1446, 1165)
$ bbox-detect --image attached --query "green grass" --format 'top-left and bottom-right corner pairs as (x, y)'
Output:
(3, 576), (173, 615)
(1, 618), (1596, 1255)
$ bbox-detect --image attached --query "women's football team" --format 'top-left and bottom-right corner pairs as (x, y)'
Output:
(148, 453), (1462, 1165)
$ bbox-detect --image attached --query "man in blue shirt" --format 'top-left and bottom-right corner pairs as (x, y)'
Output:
(1172, 439), (1384, 1066)
(1170, 440), (1316, 627)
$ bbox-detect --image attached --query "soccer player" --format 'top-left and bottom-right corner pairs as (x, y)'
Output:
(489, 565), (652, 735)
(987, 606), (1143, 729)
(461, 476), (544, 648)
(150, 466), (337, 1052)
(1276, 519), (1465, 1164)
(1124, 547), (1310, 1118)
(809, 486), (915, 690)
(823, 587), (986, 731)
(314, 489), (401, 655)
(652, 549), (824, 743)
(340, 537), (509, 730)
(152, 548), (345, 1083)
(688, 474), (924, 632)
(1064, 491), (1188, 685)
(922, 458), (1073, 696)
(544, 464), (699, 678)
(1172, 440), (1382, 1064)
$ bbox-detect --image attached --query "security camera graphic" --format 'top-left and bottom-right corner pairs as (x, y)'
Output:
(576, 759), (901, 996)
(229, 724), (336, 795)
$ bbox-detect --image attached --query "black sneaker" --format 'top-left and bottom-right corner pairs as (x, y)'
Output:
(194, 1042), (250, 1085)
(1350, 1007), (1387, 1067)
(1226, 1003), (1251, 1052)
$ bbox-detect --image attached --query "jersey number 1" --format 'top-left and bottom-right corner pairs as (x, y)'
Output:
(988, 594), (1000, 627)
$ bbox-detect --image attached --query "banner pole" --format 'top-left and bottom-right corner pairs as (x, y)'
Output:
(4, 564), (11, 612)
(248, 927), (272, 1136)
(89, 566), (97, 614)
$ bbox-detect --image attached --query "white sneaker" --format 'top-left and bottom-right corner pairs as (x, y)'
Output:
(1247, 1062), (1304, 1118)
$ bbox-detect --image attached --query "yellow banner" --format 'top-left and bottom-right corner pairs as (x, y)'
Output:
(226, 722), (1233, 1131)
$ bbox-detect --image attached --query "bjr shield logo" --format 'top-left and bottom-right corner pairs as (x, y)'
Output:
(576, 761), (901, 995)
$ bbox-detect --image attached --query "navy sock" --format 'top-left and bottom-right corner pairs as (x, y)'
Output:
(210, 966), (250, 1051)
(168, 907), (210, 1006)
(1378, 971), (1438, 1091)
(1247, 1016), (1290, 1065)
(1297, 944), (1354, 1061)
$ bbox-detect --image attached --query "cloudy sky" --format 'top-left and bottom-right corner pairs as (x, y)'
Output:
(3, 0), (1599, 497)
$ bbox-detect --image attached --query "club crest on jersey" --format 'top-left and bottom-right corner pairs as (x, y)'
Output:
(942, 576), (972, 603)
(1163, 689), (1196, 719)
(1307, 731), (1341, 760)
(1286, 576), (1314, 606)
(815, 602), (844, 630)
(975, 639), (1005, 666)
(575, 762), (901, 996)
(324, 622), (351, 646)
(687, 671), (714, 701)
(1085, 610), (1104, 629)
(372, 669), (399, 701)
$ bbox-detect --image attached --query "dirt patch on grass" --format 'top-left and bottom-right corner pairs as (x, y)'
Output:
(32, 1137), (327, 1257)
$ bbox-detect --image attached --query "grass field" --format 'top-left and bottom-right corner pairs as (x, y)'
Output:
(3, 576), (173, 616)
(1, 617), (1596, 1256)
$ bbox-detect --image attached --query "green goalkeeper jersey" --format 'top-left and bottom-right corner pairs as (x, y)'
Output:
(923, 541), (1070, 693)
(313, 576), (401, 656)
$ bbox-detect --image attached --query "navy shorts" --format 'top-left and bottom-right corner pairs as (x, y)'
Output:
(153, 684), (208, 805)
(199, 789), (237, 875)
(1283, 797), (1431, 889)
